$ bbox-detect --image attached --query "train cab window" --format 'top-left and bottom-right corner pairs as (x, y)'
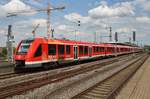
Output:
(66, 45), (71, 55)
(17, 39), (33, 54)
(84, 46), (88, 55)
(48, 44), (56, 55)
(58, 45), (65, 55)
(79, 46), (84, 55)
(34, 45), (42, 57)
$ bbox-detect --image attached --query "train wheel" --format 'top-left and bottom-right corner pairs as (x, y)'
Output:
(14, 67), (21, 73)
(43, 62), (58, 69)
(42, 63), (50, 70)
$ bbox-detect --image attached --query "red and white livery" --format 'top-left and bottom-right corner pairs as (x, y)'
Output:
(14, 38), (141, 69)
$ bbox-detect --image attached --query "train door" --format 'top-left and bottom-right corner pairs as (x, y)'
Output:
(74, 45), (78, 59)
(89, 47), (92, 57)
(104, 47), (107, 56)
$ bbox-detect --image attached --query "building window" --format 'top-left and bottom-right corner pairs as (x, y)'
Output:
(48, 44), (56, 55)
(66, 45), (71, 55)
(34, 44), (42, 57)
(58, 45), (65, 55)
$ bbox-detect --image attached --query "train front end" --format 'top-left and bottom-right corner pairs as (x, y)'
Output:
(14, 39), (34, 70)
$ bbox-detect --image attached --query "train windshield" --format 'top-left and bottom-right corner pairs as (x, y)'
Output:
(17, 39), (33, 54)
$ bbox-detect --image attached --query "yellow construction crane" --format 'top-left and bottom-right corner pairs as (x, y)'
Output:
(7, 2), (65, 39)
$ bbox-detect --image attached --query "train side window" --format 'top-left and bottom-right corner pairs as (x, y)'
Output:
(58, 45), (65, 55)
(79, 46), (84, 55)
(34, 44), (42, 57)
(98, 47), (101, 52)
(66, 45), (71, 55)
(84, 46), (88, 55)
(117, 48), (119, 52)
(110, 48), (112, 52)
(96, 47), (99, 53)
(94, 47), (96, 53)
(95, 47), (97, 53)
(48, 44), (56, 55)
(108, 47), (110, 52)
(111, 48), (113, 52)
(100, 47), (104, 52)
(107, 47), (109, 51)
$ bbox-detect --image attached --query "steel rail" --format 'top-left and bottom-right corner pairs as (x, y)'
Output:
(0, 59), (119, 98)
(71, 55), (148, 99)
(0, 53), (143, 98)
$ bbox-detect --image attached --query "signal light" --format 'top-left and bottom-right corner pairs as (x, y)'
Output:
(78, 21), (80, 26)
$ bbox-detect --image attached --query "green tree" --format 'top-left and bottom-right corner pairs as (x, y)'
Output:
(2, 48), (7, 56)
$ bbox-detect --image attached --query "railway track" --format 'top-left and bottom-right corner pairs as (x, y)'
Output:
(0, 54), (135, 81)
(0, 71), (31, 80)
(0, 72), (21, 80)
(0, 53), (143, 98)
(71, 55), (148, 99)
(0, 54), (133, 80)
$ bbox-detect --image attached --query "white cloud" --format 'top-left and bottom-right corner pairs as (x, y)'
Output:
(116, 27), (136, 33)
(62, 1), (150, 44)
(64, 13), (90, 24)
(64, 1), (135, 31)
(56, 24), (74, 33)
(32, 18), (47, 26)
(0, 5), (7, 18)
(14, 20), (30, 28)
(2, 0), (32, 12)
(89, 2), (134, 18)
(0, 0), (35, 18)
(136, 0), (150, 12)
(0, 28), (7, 35)
(64, 12), (107, 29)
(14, 18), (47, 29)
(57, 25), (68, 31)
(99, 1), (108, 6)
(0, 0), (150, 45)
(64, 13), (81, 22)
(136, 16), (150, 23)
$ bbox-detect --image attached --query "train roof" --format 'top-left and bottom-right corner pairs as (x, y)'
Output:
(30, 38), (138, 48)
(46, 38), (114, 47)
(107, 42), (138, 47)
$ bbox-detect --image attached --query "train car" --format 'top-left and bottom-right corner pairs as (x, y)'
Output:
(14, 37), (140, 70)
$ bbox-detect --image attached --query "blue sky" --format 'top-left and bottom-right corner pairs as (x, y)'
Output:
(0, 0), (150, 46)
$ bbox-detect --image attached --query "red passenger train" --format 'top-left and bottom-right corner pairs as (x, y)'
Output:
(14, 38), (141, 69)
